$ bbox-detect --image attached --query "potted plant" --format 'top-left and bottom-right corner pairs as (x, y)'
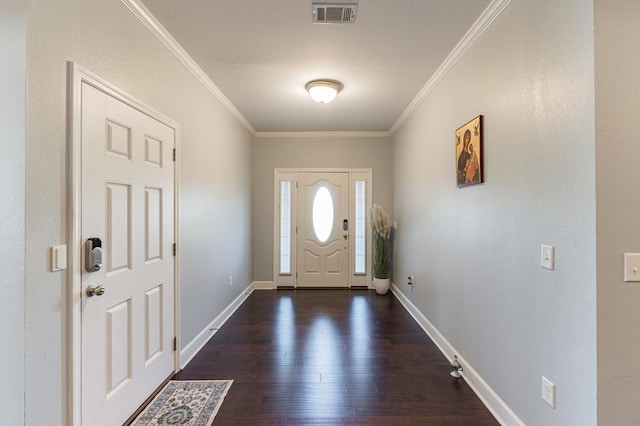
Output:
(369, 204), (392, 294)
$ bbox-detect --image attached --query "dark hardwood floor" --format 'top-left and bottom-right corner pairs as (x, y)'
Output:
(174, 289), (499, 425)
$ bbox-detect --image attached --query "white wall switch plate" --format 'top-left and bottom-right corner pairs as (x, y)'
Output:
(542, 376), (556, 408)
(624, 253), (640, 282)
(50, 245), (67, 272)
(541, 245), (554, 270)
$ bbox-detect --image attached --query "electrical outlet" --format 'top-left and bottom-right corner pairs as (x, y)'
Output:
(408, 276), (414, 286)
(228, 276), (233, 287)
(542, 376), (555, 408)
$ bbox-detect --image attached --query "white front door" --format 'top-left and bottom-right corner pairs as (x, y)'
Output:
(80, 83), (176, 426)
(296, 172), (350, 287)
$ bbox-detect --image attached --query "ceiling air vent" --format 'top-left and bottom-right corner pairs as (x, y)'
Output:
(312, 3), (357, 24)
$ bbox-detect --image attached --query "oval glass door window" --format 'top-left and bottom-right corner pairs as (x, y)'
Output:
(312, 186), (334, 243)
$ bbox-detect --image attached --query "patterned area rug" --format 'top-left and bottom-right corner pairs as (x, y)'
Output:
(131, 380), (233, 426)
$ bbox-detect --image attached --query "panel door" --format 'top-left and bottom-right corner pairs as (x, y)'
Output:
(80, 83), (175, 426)
(297, 172), (349, 287)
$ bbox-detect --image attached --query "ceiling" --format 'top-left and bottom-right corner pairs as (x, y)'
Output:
(139, 0), (493, 134)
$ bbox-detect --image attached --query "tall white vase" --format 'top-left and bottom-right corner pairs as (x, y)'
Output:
(373, 278), (390, 295)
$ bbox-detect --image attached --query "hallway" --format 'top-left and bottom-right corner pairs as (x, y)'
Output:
(174, 289), (498, 425)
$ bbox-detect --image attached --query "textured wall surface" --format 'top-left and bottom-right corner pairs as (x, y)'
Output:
(26, 0), (252, 424)
(252, 136), (393, 282)
(0, 1), (26, 424)
(392, 0), (596, 424)
(595, 0), (640, 423)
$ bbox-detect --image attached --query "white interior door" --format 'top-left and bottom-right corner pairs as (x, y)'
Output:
(297, 172), (349, 287)
(80, 83), (175, 426)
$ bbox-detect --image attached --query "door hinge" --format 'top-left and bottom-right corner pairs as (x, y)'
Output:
(172, 243), (176, 256)
(296, 226), (298, 234)
(172, 148), (176, 162)
(296, 181), (298, 188)
(173, 337), (177, 351)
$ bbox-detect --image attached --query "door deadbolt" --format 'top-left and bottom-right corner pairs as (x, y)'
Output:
(85, 237), (103, 272)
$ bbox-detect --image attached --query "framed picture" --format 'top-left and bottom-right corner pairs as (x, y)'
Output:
(455, 115), (483, 187)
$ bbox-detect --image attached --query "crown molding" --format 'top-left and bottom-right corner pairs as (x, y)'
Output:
(122, 0), (509, 138)
(254, 131), (392, 139)
(390, 0), (511, 134)
(121, 0), (256, 135)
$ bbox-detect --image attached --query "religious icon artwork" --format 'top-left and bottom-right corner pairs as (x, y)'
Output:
(455, 115), (483, 187)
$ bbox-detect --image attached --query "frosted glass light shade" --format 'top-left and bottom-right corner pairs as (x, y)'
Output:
(305, 79), (343, 103)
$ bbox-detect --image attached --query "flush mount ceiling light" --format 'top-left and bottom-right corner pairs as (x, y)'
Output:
(305, 79), (343, 104)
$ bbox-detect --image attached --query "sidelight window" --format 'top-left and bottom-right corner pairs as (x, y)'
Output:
(354, 180), (366, 274)
(279, 180), (292, 274)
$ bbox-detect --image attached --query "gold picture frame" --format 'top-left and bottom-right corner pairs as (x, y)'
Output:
(455, 115), (483, 187)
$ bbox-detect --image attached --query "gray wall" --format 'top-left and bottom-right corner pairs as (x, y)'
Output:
(26, 0), (252, 424)
(392, 0), (596, 424)
(252, 136), (393, 282)
(0, 1), (26, 424)
(22, 0), (640, 423)
(595, 0), (640, 423)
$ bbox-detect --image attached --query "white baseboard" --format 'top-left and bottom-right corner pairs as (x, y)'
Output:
(252, 281), (275, 290)
(390, 283), (524, 426)
(179, 283), (254, 369)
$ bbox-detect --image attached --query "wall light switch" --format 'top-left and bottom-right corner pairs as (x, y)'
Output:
(541, 245), (554, 270)
(624, 253), (640, 282)
(51, 245), (67, 272)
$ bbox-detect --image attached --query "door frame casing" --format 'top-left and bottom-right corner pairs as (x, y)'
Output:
(66, 63), (181, 426)
(272, 168), (372, 288)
